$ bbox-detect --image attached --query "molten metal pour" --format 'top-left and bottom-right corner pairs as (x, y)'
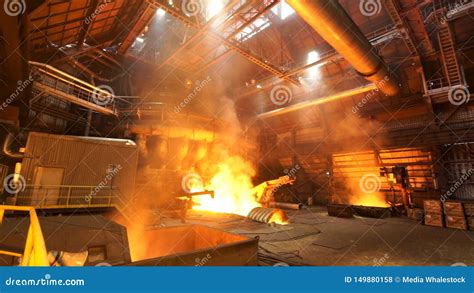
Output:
(183, 176), (294, 225)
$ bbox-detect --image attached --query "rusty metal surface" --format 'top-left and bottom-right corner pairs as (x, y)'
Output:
(327, 204), (354, 218)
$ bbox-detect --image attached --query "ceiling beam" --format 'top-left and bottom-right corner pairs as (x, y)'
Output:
(146, 0), (300, 86)
(77, 0), (100, 47)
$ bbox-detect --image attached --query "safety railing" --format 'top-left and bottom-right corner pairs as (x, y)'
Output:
(15, 185), (118, 209)
(422, 0), (471, 22)
(29, 61), (116, 115)
(425, 77), (451, 92)
(0, 205), (49, 266)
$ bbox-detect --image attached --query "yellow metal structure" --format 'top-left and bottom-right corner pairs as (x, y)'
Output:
(251, 176), (295, 204)
(0, 205), (50, 266)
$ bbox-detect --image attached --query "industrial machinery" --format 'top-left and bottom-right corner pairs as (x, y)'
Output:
(380, 166), (412, 210)
(178, 190), (215, 223)
(250, 175), (296, 206)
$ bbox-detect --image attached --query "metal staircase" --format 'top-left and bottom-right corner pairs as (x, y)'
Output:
(384, 0), (419, 57)
(438, 24), (462, 86)
(421, 1), (468, 104)
(385, 0), (433, 57)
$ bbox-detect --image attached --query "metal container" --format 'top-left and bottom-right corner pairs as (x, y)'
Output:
(327, 204), (353, 218)
(127, 225), (258, 266)
(352, 205), (392, 219)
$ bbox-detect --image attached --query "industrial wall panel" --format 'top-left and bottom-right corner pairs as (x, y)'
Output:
(17, 132), (138, 207)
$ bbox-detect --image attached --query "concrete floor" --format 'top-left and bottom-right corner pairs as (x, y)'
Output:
(158, 206), (474, 266)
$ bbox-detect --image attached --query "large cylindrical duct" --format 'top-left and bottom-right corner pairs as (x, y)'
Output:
(247, 207), (289, 224)
(286, 0), (400, 96)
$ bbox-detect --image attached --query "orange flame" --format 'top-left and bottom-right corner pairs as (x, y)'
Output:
(191, 156), (261, 217)
(268, 209), (289, 225)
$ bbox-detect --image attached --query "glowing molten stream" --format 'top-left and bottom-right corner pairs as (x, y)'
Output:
(351, 193), (390, 208)
(191, 156), (288, 225)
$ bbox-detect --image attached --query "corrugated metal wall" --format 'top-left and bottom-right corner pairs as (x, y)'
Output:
(442, 143), (474, 200)
(18, 132), (138, 206)
(332, 148), (435, 206)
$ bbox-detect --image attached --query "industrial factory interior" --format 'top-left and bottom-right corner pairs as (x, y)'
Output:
(0, 0), (473, 268)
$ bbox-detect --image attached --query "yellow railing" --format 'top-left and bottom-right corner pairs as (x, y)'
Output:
(0, 205), (50, 266)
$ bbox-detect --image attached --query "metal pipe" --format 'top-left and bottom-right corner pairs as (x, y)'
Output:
(257, 83), (377, 119)
(269, 202), (303, 210)
(247, 207), (288, 224)
(286, 0), (400, 96)
(3, 133), (23, 159)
